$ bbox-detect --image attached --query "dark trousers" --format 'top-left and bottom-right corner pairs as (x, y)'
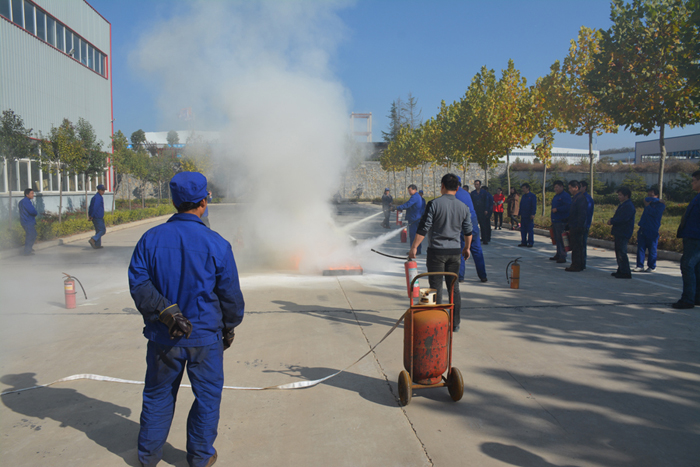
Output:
(680, 238), (700, 305)
(139, 340), (223, 467)
(520, 218), (534, 246)
(583, 229), (589, 268)
(552, 222), (567, 259)
(510, 215), (520, 229)
(569, 228), (585, 270)
(409, 221), (421, 254)
(493, 212), (503, 228)
(459, 232), (487, 280)
(614, 236), (631, 276)
(22, 223), (37, 254)
(636, 230), (658, 269)
(479, 214), (492, 242)
(426, 250), (461, 328)
(382, 209), (390, 227)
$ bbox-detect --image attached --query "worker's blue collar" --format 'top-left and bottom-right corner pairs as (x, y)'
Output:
(168, 212), (206, 225)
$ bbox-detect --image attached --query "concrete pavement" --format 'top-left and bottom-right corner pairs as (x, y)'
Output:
(1, 203), (698, 467)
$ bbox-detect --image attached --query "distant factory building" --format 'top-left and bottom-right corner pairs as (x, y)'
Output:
(635, 133), (700, 164)
(0, 0), (112, 219)
(507, 146), (600, 163)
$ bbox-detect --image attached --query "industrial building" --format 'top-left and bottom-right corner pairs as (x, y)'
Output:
(635, 133), (700, 164)
(507, 145), (600, 163)
(0, 0), (112, 219)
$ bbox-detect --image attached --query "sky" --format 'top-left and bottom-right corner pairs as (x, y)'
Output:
(89, 0), (700, 152)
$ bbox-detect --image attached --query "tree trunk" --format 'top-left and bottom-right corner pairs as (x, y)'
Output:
(658, 124), (666, 199)
(127, 178), (132, 210)
(588, 131), (594, 199)
(484, 164), (489, 187)
(542, 165), (547, 217)
(506, 148), (511, 195)
(462, 165), (467, 189)
(433, 167), (436, 198)
(58, 168), (63, 223)
(112, 170), (117, 212)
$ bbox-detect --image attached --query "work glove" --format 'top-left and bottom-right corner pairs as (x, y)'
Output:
(159, 304), (192, 339)
(223, 327), (235, 350)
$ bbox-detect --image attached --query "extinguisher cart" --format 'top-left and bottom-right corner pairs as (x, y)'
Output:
(398, 271), (464, 406)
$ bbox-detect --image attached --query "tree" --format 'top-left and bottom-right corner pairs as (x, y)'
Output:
(131, 148), (151, 208)
(0, 110), (34, 224)
(111, 130), (138, 210)
(166, 130), (180, 147)
(402, 92), (422, 130)
(75, 118), (106, 218)
(585, 0), (700, 198)
(382, 98), (405, 143)
(40, 119), (84, 222)
(532, 73), (561, 216)
(130, 129), (146, 150)
(553, 27), (618, 198)
(181, 133), (213, 174)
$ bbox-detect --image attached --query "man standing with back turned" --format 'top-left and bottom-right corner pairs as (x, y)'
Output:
(518, 183), (537, 247)
(129, 172), (245, 467)
(409, 174), (472, 332)
(88, 184), (106, 249)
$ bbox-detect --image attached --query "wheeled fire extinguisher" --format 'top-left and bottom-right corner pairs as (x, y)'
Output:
(404, 259), (420, 298)
(506, 258), (521, 289)
(63, 273), (87, 309)
(561, 231), (571, 252)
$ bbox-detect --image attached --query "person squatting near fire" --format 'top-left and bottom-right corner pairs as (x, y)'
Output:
(493, 188), (505, 230)
(128, 172), (245, 467)
(550, 180), (572, 264)
(88, 184), (107, 249)
(456, 177), (488, 283)
(634, 187), (665, 273)
(518, 183), (537, 247)
(673, 170), (700, 309)
(564, 180), (587, 272)
(409, 173), (473, 332)
(397, 184), (424, 255)
(608, 187), (636, 279)
(18, 188), (38, 256)
(381, 188), (393, 228)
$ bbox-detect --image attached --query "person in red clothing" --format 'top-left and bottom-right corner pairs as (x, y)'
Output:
(493, 187), (505, 230)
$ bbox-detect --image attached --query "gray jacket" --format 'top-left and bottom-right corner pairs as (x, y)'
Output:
(416, 194), (472, 252)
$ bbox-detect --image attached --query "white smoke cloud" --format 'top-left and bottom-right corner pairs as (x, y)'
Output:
(131, 0), (364, 273)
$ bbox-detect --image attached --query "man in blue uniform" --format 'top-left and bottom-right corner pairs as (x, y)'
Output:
(418, 190), (427, 217)
(88, 184), (106, 249)
(456, 177), (487, 283)
(397, 184), (423, 255)
(674, 171), (700, 309)
(471, 180), (490, 244)
(608, 187), (635, 279)
(18, 188), (38, 256)
(518, 183), (537, 247)
(634, 187), (665, 273)
(580, 181), (595, 269)
(381, 188), (393, 228)
(550, 180), (571, 263)
(129, 172), (245, 467)
(481, 186), (494, 244)
(565, 181), (587, 272)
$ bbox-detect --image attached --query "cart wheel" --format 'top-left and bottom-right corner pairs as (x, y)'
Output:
(447, 367), (464, 402)
(398, 370), (412, 406)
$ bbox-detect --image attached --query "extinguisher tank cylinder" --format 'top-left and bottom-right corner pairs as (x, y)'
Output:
(405, 260), (420, 298)
(64, 279), (77, 309)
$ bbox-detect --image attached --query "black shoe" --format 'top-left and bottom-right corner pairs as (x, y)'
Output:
(517, 244), (528, 247)
(527, 244), (533, 248)
(556, 258), (567, 264)
(549, 256), (558, 261)
(480, 277), (488, 283)
(89, 238), (97, 249)
(613, 273), (632, 279)
(672, 300), (694, 309)
(565, 267), (583, 272)
(459, 277), (465, 282)
(611, 272), (618, 276)
(453, 325), (460, 332)
(482, 242), (488, 245)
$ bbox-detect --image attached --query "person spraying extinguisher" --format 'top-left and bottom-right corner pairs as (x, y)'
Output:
(396, 184), (423, 255)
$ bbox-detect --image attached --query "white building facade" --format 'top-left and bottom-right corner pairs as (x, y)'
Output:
(0, 0), (112, 219)
(507, 145), (600, 163)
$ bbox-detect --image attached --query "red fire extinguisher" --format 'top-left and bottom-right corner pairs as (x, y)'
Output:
(506, 258), (521, 289)
(562, 231), (571, 252)
(401, 227), (408, 243)
(396, 210), (402, 226)
(404, 259), (420, 298)
(63, 273), (87, 309)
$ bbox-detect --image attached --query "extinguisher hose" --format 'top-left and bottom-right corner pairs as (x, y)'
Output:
(505, 258), (521, 284)
(62, 272), (88, 300)
(370, 249), (408, 260)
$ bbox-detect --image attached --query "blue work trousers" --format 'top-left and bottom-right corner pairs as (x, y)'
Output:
(636, 231), (658, 270)
(91, 218), (106, 246)
(680, 238), (700, 305)
(408, 221), (421, 255)
(614, 236), (631, 276)
(138, 340), (224, 467)
(22, 223), (37, 254)
(459, 233), (487, 280)
(520, 219), (534, 246)
(426, 251), (461, 328)
(552, 222), (567, 259)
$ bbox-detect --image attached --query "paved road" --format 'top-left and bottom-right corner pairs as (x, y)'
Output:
(1, 203), (698, 467)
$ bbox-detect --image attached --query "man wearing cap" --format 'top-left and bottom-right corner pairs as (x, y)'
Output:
(18, 188), (38, 256)
(128, 172), (245, 467)
(381, 188), (393, 228)
(397, 184), (423, 255)
(88, 184), (106, 249)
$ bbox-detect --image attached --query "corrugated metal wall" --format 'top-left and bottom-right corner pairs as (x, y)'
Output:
(0, 0), (111, 145)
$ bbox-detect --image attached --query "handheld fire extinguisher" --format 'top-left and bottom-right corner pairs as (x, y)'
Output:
(62, 272), (87, 309)
(404, 259), (420, 298)
(561, 231), (571, 252)
(396, 210), (402, 226)
(506, 258), (521, 289)
(400, 227), (408, 243)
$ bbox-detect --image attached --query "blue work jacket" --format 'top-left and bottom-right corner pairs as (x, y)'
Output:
(483, 191), (494, 215)
(638, 197), (665, 238)
(551, 191), (571, 223)
(455, 187), (480, 234)
(18, 197), (38, 226)
(128, 213), (245, 347)
(397, 192), (423, 222)
(470, 189), (488, 216)
(568, 192), (588, 232)
(584, 192), (595, 230)
(519, 192), (537, 219)
(88, 192), (104, 219)
(678, 193), (700, 239)
(610, 199), (636, 239)
(420, 196), (427, 217)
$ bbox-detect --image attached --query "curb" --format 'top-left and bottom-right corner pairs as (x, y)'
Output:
(532, 228), (682, 262)
(0, 214), (173, 260)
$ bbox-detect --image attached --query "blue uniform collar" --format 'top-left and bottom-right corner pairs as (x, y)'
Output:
(167, 212), (206, 225)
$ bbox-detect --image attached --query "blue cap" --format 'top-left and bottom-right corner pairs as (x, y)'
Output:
(384, 188), (389, 191)
(96, 184), (105, 191)
(457, 176), (462, 184)
(419, 190), (423, 194)
(170, 172), (208, 207)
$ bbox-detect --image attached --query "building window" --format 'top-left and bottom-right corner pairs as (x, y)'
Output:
(88, 44), (94, 70)
(0, 160), (6, 193)
(46, 15), (55, 45)
(80, 39), (88, 66)
(18, 160), (29, 191)
(0, 0), (10, 20)
(23, 0), (33, 34)
(11, 0), (22, 26)
(56, 22), (64, 51)
(49, 171), (58, 192)
(30, 161), (41, 192)
(36, 8), (45, 40)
